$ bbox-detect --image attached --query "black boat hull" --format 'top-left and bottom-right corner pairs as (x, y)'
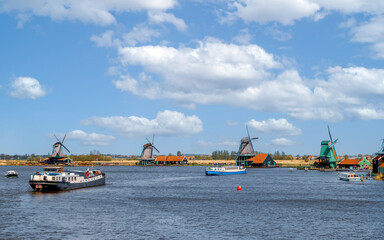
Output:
(29, 175), (105, 191)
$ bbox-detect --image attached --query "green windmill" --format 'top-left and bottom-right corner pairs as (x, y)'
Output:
(314, 126), (340, 168)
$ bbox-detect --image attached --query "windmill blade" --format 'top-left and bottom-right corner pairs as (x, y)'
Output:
(146, 137), (151, 144)
(328, 125), (333, 143)
(246, 125), (255, 153)
(153, 146), (160, 153)
(251, 137), (259, 140)
(62, 134), (67, 143)
(54, 134), (61, 143)
(152, 134), (155, 145)
(61, 144), (71, 153)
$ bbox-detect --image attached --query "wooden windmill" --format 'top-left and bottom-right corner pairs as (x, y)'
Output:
(139, 135), (160, 165)
(314, 126), (340, 168)
(236, 126), (259, 166)
(44, 134), (72, 165)
(52, 134), (70, 157)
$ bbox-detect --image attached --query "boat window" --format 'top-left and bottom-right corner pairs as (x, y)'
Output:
(52, 177), (55, 181)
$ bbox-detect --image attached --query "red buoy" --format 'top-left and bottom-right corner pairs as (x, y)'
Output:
(237, 186), (242, 191)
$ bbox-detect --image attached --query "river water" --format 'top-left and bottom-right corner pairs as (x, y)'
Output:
(0, 166), (383, 239)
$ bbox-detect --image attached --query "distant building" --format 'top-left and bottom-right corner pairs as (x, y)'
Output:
(338, 158), (370, 169)
(44, 157), (72, 165)
(155, 156), (188, 165)
(242, 153), (276, 167)
(378, 162), (384, 174)
(372, 139), (384, 173)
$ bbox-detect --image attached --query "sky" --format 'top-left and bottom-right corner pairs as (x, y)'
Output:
(1, 0), (384, 156)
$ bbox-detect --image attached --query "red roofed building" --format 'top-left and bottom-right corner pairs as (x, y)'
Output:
(338, 158), (371, 169)
(378, 162), (384, 174)
(155, 156), (188, 165)
(244, 153), (276, 167)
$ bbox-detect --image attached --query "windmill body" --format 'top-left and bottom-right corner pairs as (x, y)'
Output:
(44, 134), (72, 165)
(139, 136), (160, 165)
(52, 142), (64, 157)
(236, 127), (258, 166)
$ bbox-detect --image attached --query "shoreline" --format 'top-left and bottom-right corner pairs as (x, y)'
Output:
(0, 159), (315, 168)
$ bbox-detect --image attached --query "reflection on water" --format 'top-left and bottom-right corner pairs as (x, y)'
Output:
(1, 165), (383, 239)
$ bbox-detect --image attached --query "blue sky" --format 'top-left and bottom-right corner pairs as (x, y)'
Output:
(1, 0), (384, 156)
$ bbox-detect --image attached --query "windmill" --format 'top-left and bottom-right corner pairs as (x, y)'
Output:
(372, 139), (384, 173)
(139, 135), (160, 165)
(44, 134), (72, 165)
(236, 126), (259, 166)
(315, 126), (340, 168)
(52, 134), (71, 157)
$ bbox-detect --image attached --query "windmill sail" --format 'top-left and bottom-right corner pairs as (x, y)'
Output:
(52, 134), (70, 157)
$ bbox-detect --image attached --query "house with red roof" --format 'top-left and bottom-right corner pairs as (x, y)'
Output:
(338, 158), (370, 169)
(155, 156), (188, 165)
(244, 153), (276, 167)
(379, 162), (384, 174)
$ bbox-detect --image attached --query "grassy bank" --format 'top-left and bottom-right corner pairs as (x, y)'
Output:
(1, 159), (314, 167)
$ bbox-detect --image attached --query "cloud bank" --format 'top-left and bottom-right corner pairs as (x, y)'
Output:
(111, 38), (384, 121)
(247, 118), (302, 136)
(67, 130), (115, 146)
(82, 110), (203, 137)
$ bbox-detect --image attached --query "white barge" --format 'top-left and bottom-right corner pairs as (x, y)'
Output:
(29, 167), (105, 191)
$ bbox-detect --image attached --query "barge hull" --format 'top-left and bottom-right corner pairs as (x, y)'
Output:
(205, 170), (246, 176)
(29, 176), (105, 191)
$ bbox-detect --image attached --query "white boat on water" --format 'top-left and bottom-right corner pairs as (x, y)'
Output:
(338, 172), (362, 182)
(5, 170), (18, 177)
(205, 164), (246, 176)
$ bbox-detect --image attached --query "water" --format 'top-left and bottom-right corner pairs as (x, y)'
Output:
(1, 166), (383, 240)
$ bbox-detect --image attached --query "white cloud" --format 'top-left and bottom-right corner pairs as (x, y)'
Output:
(82, 110), (203, 137)
(350, 15), (384, 58)
(232, 28), (251, 44)
(67, 130), (115, 146)
(123, 24), (161, 46)
(313, 0), (384, 15)
(226, 120), (238, 126)
(148, 11), (187, 31)
(265, 24), (292, 41)
(10, 77), (46, 99)
(113, 38), (384, 121)
(226, 0), (384, 58)
(117, 38), (281, 94)
(1, 0), (177, 26)
(231, 0), (320, 25)
(271, 137), (295, 146)
(197, 139), (238, 147)
(347, 108), (384, 120)
(90, 30), (120, 47)
(229, 0), (384, 25)
(247, 118), (302, 136)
